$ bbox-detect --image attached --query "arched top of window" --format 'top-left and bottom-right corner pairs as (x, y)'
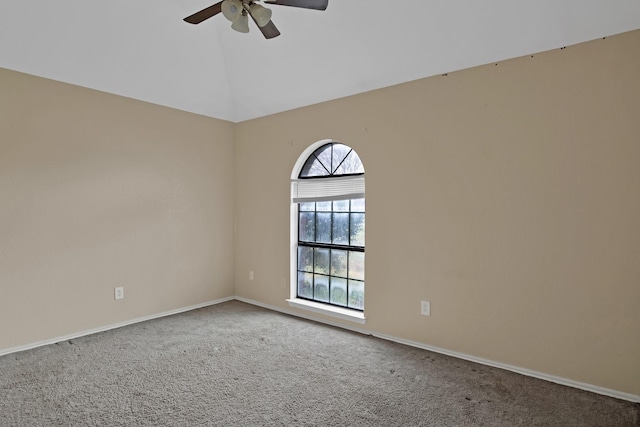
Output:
(299, 143), (364, 178)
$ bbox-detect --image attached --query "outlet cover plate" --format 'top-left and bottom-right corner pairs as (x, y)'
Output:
(115, 287), (124, 300)
(421, 300), (430, 316)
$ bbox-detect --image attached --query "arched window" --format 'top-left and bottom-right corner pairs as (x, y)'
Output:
(289, 141), (365, 322)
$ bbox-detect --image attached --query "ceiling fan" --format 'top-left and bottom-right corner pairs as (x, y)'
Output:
(184, 0), (328, 39)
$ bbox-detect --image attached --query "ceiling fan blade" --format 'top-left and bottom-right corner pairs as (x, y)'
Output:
(184, 2), (224, 24)
(263, 0), (328, 11)
(254, 18), (281, 39)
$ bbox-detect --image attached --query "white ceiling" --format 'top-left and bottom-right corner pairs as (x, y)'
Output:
(1, 0), (639, 122)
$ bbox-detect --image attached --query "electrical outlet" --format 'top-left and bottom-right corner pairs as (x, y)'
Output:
(114, 287), (124, 300)
(421, 300), (430, 316)
(249, 271), (254, 281)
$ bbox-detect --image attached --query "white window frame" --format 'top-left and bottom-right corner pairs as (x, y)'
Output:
(288, 140), (366, 324)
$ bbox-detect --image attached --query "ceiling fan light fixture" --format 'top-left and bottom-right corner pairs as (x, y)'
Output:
(231, 11), (250, 33)
(221, 0), (243, 22)
(184, 0), (328, 39)
(249, 3), (272, 27)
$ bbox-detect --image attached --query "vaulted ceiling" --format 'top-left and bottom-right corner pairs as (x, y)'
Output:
(2, 0), (639, 122)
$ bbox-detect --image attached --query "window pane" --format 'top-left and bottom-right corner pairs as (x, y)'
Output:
(299, 202), (315, 212)
(298, 246), (313, 273)
(299, 212), (315, 242)
(315, 146), (333, 174)
(334, 151), (364, 175)
(300, 158), (330, 177)
(348, 280), (364, 310)
(351, 198), (365, 212)
(330, 249), (348, 278)
(331, 144), (352, 174)
(316, 201), (332, 212)
(298, 143), (364, 178)
(330, 278), (348, 306)
(316, 213), (331, 244)
(348, 251), (365, 281)
(350, 213), (365, 246)
(314, 248), (330, 275)
(332, 213), (349, 245)
(314, 274), (330, 302)
(333, 200), (349, 212)
(297, 272), (313, 299)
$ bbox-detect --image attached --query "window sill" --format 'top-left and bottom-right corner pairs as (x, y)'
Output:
(286, 299), (366, 324)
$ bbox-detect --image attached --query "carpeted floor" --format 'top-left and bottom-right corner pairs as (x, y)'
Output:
(1, 300), (638, 426)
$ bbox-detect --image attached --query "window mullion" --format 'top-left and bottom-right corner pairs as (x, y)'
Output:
(328, 202), (332, 304)
(346, 250), (350, 309)
(313, 203), (317, 300)
(348, 199), (352, 246)
(328, 248), (332, 304)
(298, 241), (364, 252)
(311, 247), (315, 300)
(332, 149), (352, 176)
(330, 144), (334, 175)
(313, 154), (331, 175)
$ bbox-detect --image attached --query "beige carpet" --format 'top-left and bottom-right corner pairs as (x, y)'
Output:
(1, 300), (638, 426)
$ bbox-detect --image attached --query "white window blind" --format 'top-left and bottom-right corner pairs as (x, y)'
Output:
(291, 175), (365, 203)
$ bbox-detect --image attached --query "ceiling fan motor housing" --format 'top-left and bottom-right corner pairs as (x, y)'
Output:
(184, 0), (328, 39)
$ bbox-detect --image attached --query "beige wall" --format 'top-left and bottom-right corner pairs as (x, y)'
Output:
(2, 30), (638, 398)
(234, 30), (640, 395)
(0, 69), (235, 350)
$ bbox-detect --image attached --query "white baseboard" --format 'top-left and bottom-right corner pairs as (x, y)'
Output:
(236, 296), (640, 403)
(0, 296), (234, 358)
(3, 294), (638, 403)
